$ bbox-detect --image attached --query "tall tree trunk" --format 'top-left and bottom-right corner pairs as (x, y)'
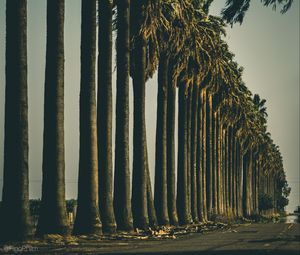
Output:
(166, 62), (178, 226)
(177, 81), (190, 225)
(114, 0), (133, 231)
(73, 0), (102, 235)
(206, 92), (213, 217)
(232, 133), (237, 217)
(186, 85), (192, 220)
(201, 90), (208, 221)
(0, 0), (33, 241)
(212, 103), (217, 215)
(154, 52), (170, 226)
(131, 33), (149, 229)
(216, 110), (221, 215)
(196, 90), (204, 221)
(98, 0), (116, 234)
(37, 0), (69, 236)
(190, 82), (199, 223)
(224, 129), (229, 216)
(228, 127), (233, 216)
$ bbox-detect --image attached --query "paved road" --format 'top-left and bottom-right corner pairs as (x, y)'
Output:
(1, 221), (299, 254)
(93, 222), (300, 255)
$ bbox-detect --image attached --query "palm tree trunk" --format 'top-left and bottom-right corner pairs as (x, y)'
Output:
(196, 90), (204, 221)
(131, 33), (149, 229)
(212, 104), (217, 215)
(0, 0), (33, 241)
(190, 82), (199, 223)
(206, 92), (213, 217)
(98, 0), (116, 234)
(201, 90), (208, 221)
(228, 127), (233, 216)
(166, 61), (178, 226)
(225, 129), (230, 216)
(216, 110), (221, 215)
(154, 52), (170, 226)
(37, 0), (69, 236)
(114, 0), (133, 231)
(146, 157), (158, 228)
(186, 85), (193, 220)
(73, 0), (102, 235)
(177, 81), (190, 225)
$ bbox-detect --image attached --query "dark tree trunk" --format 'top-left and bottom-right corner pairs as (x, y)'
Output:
(98, 0), (116, 234)
(131, 34), (149, 229)
(166, 62), (178, 226)
(190, 82), (199, 223)
(154, 52), (170, 226)
(0, 0), (33, 242)
(154, 53), (169, 225)
(114, 0), (133, 231)
(73, 0), (102, 235)
(37, 0), (69, 236)
(177, 81), (190, 225)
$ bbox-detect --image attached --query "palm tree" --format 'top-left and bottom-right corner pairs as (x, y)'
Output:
(98, 0), (116, 234)
(113, 0), (134, 231)
(221, 0), (293, 25)
(37, 0), (69, 236)
(73, 0), (102, 235)
(0, 0), (33, 242)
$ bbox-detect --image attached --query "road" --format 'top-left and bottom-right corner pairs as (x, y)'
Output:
(0, 220), (299, 254)
(84, 221), (300, 255)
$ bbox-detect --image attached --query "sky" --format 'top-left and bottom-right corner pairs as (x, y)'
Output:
(0, 0), (299, 213)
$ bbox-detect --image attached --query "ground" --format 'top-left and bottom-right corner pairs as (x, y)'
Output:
(0, 217), (299, 254)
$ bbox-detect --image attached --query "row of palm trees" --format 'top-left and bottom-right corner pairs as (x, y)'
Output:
(0, 0), (292, 242)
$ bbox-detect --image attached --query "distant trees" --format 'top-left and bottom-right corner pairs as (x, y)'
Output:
(0, 0), (293, 242)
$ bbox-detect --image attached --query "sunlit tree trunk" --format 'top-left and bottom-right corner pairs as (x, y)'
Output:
(37, 0), (69, 236)
(98, 0), (117, 234)
(0, 0), (33, 241)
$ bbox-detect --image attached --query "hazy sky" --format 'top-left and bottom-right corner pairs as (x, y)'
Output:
(0, 0), (299, 212)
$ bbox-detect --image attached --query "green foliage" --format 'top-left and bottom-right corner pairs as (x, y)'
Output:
(66, 199), (77, 213)
(259, 193), (274, 212)
(30, 199), (41, 216)
(28, 199), (77, 216)
(277, 196), (289, 211)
